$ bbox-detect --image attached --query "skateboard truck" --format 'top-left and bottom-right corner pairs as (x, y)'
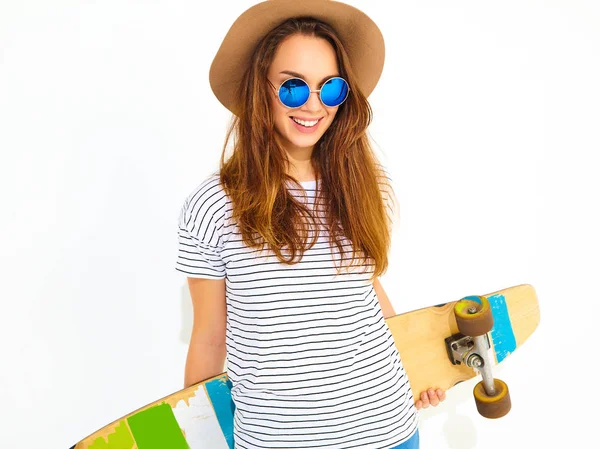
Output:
(445, 332), (497, 396)
(450, 296), (512, 419)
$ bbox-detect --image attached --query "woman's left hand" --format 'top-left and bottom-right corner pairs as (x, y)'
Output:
(415, 388), (446, 410)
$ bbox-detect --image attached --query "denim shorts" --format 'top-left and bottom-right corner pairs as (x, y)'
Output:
(388, 428), (419, 449)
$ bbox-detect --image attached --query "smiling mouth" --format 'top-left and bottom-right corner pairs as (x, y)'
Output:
(290, 117), (322, 127)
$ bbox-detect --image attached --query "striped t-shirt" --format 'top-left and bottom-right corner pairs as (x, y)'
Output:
(175, 173), (418, 449)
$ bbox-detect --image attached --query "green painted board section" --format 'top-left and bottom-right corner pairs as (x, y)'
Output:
(126, 402), (189, 449)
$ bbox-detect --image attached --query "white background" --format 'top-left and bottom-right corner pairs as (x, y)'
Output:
(1, 0), (598, 448)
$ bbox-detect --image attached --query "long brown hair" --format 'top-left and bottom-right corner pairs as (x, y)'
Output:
(216, 17), (398, 282)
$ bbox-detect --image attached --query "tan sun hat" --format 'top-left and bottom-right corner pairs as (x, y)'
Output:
(209, 0), (385, 116)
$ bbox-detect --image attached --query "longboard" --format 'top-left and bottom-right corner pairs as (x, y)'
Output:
(70, 283), (539, 449)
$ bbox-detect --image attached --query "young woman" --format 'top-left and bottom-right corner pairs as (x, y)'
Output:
(176, 1), (445, 448)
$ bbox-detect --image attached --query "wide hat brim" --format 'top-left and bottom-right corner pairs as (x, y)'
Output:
(209, 0), (385, 116)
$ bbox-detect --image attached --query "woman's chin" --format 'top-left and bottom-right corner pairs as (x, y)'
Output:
(284, 132), (322, 150)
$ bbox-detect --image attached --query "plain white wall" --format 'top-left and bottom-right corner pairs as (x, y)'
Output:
(1, 0), (598, 448)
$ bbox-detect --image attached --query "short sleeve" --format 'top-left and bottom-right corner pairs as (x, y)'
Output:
(175, 182), (227, 279)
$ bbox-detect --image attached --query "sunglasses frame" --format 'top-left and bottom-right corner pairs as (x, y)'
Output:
(269, 76), (350, 109)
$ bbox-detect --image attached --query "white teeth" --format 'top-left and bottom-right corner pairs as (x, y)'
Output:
(292, 117), (319, 127)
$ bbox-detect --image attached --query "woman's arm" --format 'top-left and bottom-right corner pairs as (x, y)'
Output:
(373, 277), (396, 319)
(184, 277), (228, 388)
(373, 277), (448, 409)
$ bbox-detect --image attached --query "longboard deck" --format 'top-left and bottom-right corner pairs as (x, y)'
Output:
(70, 284), (539, 449)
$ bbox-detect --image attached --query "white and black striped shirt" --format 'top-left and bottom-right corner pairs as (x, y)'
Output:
(175, 173), (418, 449)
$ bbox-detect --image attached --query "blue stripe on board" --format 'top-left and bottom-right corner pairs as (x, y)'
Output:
(487, 294), (517, 363)
(462, 294), (516, 363)
(205, 376), (235, 449)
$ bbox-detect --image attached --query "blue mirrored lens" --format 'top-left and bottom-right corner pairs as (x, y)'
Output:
(321, 78), (349, 107)
(279, 78), (310, 108)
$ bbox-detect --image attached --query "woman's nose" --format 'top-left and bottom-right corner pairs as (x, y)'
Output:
(302, 90), (322, 111)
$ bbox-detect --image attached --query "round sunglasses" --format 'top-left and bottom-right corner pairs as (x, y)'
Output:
(270, 76), (350, 109)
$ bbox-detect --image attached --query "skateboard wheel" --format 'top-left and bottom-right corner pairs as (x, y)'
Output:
(473, 378), (511, 419)
(453, 296), (494, 336)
